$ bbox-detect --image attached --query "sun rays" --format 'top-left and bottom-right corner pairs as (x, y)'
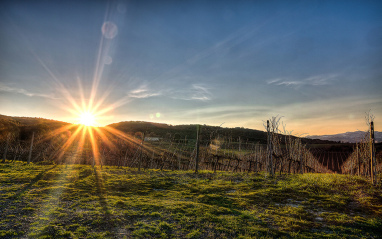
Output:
(5, 4), (168, 237)
(18, 0), (171, 171)
(39, 81), (155, 167)
(78, 112), (97, 127)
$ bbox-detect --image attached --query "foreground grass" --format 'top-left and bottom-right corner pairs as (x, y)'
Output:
(0, 161), (381, 238)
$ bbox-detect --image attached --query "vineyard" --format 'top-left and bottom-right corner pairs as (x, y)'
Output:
(1, 116), (381, 183)
(1, 116), (382, 238)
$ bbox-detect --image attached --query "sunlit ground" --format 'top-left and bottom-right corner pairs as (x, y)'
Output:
(1, 162), (381, 238)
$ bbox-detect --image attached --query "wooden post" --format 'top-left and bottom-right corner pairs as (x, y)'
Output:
(239, 136), (241, 153)
(12, 144), (19, 163)
(267, 120), (274, 176)
(370, 121), (375, 185)
(216, 135), (218, 155)
(28, 132), (34, 164)
(270, 125), (274, 176)
(2, 133), (11, 163)
(267, 120), (270, 174)
(254, 144), (258, 173)
(195, 125), (200, 173)
(350, 148), (354, 175)
(138, 132), (145, 171)
(357, 144), (360, 176)
(90, 138), (96, 173)
(300, 142), (303, 174)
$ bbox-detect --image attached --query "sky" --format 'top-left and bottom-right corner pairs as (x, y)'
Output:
(0, 0), (381, 135)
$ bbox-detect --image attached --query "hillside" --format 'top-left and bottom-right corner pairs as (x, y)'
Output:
(107, 121), (336, 145)
(0, 114), (337, 146)
(307, 131), (382, 143)
(107, 121), (268, 143)
(0, 162), (381, 238)
(0, 114), (68, 127)
(0, 114), (70, 139)
(1, 115), (358, 174)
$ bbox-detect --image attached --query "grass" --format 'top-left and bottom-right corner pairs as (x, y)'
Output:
(0, 161), (381, 238)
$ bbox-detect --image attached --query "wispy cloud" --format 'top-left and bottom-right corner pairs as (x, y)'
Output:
(170, 84), (213, 101)
(0, 84), (57, 99)
(126, 83), (212, 101)
(190, 84), (212, 101)
(127, 84), (161, 99)
(267, 74), (338, 88)
(177, 105), (270, 122)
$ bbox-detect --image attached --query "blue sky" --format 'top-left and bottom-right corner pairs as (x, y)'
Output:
(0, 0), (381, 135)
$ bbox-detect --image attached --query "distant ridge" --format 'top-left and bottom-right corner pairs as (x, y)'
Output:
(107, 121), (336, 144)
(0, 114), (338, 145)
(107, 121), (268, 143)
(0, 114), (68, 125)
(306, 131), (382, 143)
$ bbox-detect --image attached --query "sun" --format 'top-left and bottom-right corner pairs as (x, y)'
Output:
(79, 112), (96, 127)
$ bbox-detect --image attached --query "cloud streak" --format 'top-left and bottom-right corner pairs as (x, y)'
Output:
(169, 84), (213, 101)
(267, 74), (338, 88)
(127, 84), (162, 99)
(0, 84), (57, 99)
(126, 83), (213, 102)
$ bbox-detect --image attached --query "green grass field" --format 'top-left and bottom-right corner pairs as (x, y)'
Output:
(1, 161), (381, 238)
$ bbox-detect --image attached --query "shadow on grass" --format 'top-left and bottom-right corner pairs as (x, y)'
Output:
(2, 165), (58, 209)
(93, 167), (117, 237)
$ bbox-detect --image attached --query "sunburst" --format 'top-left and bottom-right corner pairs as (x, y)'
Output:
(30, 9), (159, 167)
(78, 111), (97, 127)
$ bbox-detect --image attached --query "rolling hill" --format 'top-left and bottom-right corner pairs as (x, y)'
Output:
(0, 114), (336, 145)
(307, 131), (382, 143)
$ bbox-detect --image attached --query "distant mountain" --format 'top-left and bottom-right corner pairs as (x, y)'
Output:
(306, 131), (382, 143)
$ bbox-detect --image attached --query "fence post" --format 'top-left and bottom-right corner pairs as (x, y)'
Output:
(239, 136), (241, 153)
(28, 132), (35, 164)
(138, 132), (145, 171)
(267, 120), (269, 174)
(2, 133), (11, 163)
(267, 120), (274, 176)
(357, 144), (360, 176)
(300, 142), (304, 174)
(370, 121), (375, 185)
(195, 125), (200, 173)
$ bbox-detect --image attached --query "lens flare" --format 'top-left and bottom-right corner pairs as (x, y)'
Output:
(101, 21), (118, 39)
